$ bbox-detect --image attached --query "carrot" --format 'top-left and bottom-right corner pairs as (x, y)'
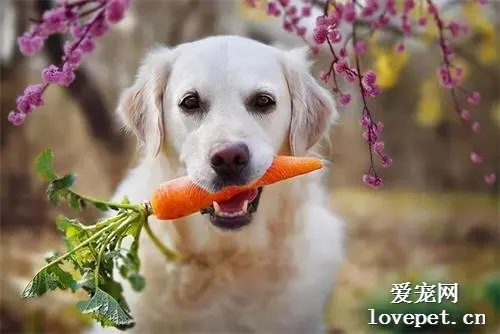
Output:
(150, 156), (324, 220)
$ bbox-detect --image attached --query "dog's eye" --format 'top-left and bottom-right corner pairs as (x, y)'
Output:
(179, 94), (201, 111)
(251, 94), (275, 112)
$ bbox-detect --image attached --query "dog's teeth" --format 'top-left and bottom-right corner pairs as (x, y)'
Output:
(213, 201), (221, 214)
(242, 200), (249, 213)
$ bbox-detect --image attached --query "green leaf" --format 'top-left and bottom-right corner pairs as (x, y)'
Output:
(93, 202), (109, 211)
(69, 193), (84, 211)
(46, 174), (76, 206)
(56, 216), (95, 266)
(22, 262), (77, 298)
(484, 275), (500, 310)
(35, 149), (58, 181)
(127, 273), (145, 292)
(77, 288), (134, 328)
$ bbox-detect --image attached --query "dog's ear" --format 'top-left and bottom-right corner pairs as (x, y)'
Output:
(282, 47), (339, 156)
(117, 46), (171, 157)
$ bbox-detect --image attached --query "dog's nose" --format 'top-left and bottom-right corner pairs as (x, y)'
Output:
(210, 142), (250, 179)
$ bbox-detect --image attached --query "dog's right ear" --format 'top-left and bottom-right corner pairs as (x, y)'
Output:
(117, 46), (172, 157)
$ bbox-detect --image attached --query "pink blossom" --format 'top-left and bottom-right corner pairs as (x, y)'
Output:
(343, 3), (356, 23)
(79, 37), (96, 53)
(327, 29), (342, 43)
(106, 0), (130, 23)
(286, 5), (297, 16)
(354, 41), (368, 55)
(484, 173), (496, 185)
(89, 15), (109, 37)
(394, 41), (406, 53)
(472, 121), (480, 132)
(467, 91), (481, 104)
(296, 26), (307, 37)
(373, 141), (385, 153)
(301, 6), (312, 17)
(333, 60), (348, 74)
(339, 48), (348, 58)
(380, 154), (393, 168)
(42, 65), (64, 84)
(459, 109), (470, 121)
(8, 111), (27, 126)
(340, 94), (351, 105)
(267, 2), (281, 17)
(313, 26), (328, 44)
(403, 0), (415, 11)
(418, 17), (427, 26)
(278, 0), (290, 6)
(17, 33), (45, 56)
(362, 174), (383, 189)
(42, 7), (67, 33)
(470, 152), (483, 164)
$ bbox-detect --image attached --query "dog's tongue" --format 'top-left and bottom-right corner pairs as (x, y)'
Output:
(217, 189), (258, 213)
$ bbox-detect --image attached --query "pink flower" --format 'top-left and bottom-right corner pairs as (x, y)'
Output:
(279, 0), (290, 6)
(472, 121), (480, 132)
(467, 91), (481, 104)
(484, 173), (496, 185)
(470, 152), (483, 164)
(42, 65), (63, 84)
(354, 40), (367, 55)
(394, 41), (405, 53)
(340, 94), (351, 105)
(339, 48), (347, 58)
(327, 29), (342, 43)
(42, 7), (67, 33)
(380, 154), (393, 168)
(343, 3), (356, 23)
(362, 174), (383, 189)
(459, 109), (470, 121)
(106, 0), (130, 23)
(22, 84), (44, 107)
(283, 20), (293, 32)
(373, 141), (385, 153)
(403, 0), (415, 11)
(89, 16), (109, 37)
(363, 71), (376, 85)
(79, 37), (96, 53)
(17, 33), (45, 56)
(296, 26), (307, 37)
(301, 6), (311, 17)
(267, 2), (281, 16)
(418, 17), (427, 26)
(313, 26), (328, 44)
(333, 60), (348, 74)
(8, 111), (26, 126)
(286, 5), (297, 16)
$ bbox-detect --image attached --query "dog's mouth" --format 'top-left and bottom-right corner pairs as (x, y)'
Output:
(200, 187), (263, 231)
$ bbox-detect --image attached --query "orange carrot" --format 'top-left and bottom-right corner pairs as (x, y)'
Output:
(150, 156), (323, 220)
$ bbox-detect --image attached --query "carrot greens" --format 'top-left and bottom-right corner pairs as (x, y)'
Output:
(21, 148), (179, 329)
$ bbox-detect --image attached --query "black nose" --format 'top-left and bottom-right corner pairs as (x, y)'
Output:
(210, 142), (250, 179)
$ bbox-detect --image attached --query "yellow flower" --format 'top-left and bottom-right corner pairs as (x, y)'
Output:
(492, 102), (500, 129)
(237, 0), (276, 23)
(371, 43), (409, 89)
(415, 77), (443, 127)
(477, 35), (498, 65)
(462, 2), (494, 36)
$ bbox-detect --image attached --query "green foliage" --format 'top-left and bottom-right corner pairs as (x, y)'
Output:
(22, 148), (156, 329)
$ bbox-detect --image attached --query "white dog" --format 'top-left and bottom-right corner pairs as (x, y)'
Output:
(90, 35), (344, 334)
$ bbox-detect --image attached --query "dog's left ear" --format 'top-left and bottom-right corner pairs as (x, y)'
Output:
(282, 47), (339, 156)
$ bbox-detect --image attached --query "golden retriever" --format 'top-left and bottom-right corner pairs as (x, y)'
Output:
(90, 35), (344, 334)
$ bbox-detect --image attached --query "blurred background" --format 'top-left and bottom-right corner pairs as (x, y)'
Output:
(0, 0), (499, 333)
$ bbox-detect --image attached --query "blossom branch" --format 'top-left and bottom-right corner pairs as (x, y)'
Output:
(7, 0), (131, 126)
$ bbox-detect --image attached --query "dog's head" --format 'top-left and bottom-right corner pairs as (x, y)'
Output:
(117, 36), (338, 232)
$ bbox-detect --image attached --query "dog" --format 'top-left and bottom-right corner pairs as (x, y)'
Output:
(89, 35), (344, 334)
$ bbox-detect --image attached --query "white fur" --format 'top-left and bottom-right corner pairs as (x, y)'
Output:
(89, 35), (344, 334)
